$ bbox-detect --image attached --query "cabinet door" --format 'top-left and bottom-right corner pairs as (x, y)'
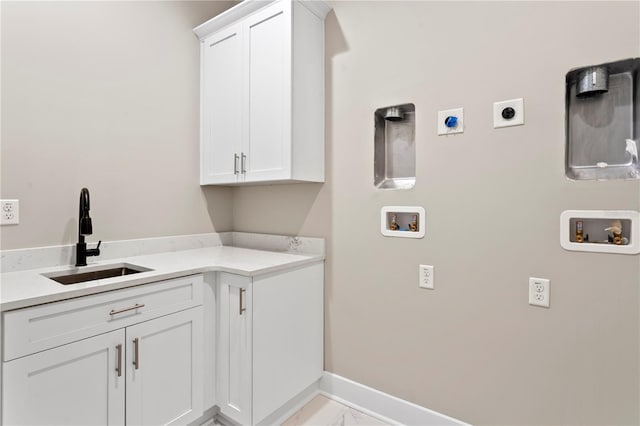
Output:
(125, 307), (203, 426)
(252, 262), (324, 424)
(2, 329), (125, 426)
(217, 274), (252, 425)
(243, 1), (292, 182)
(202, 24), (243, 185)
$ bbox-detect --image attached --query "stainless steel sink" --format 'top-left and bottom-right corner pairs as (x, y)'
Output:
(43, 263), (153, 285)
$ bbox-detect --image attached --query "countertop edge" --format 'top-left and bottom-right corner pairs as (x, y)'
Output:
(1, 254), (324, 313)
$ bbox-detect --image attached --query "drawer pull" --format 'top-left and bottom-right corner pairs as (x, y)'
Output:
(109, 303), (145, 316)
(133, 337), (140, 370)
(239, 288), (246, 315)
(116, 344), (122, 377)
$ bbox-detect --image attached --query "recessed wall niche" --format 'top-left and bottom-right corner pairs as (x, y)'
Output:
(374, 103), (415, 189)
(565, 58), (639, 180)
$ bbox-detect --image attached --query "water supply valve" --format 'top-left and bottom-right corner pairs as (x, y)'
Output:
(444, 116), (458, 128)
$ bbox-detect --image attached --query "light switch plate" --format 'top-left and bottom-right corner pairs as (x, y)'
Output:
(493, 98), (524, 128)
(437, 108), (464, 135)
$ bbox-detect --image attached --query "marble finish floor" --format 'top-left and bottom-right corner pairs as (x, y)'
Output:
(282, 395), (390, 426)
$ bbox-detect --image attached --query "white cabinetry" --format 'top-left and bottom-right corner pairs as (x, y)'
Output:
(196, 0), (329, 185)
(216, 262), (324, 425)
(126, 309), (203, 426)
(217, 274), (253, 425)
(2, 275), (204, 426)
(3, 330), (125, 426)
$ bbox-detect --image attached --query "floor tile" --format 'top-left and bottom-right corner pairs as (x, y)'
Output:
(282, 395), (389, 426)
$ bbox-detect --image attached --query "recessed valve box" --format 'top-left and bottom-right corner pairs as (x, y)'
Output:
(380, 206), (425, 239)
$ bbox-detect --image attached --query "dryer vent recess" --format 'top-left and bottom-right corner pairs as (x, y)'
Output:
(374, 103), (416, 190)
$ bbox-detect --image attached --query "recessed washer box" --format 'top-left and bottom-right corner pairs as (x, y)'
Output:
(381, 206), (425, 239)
(560, 210), (639, 254)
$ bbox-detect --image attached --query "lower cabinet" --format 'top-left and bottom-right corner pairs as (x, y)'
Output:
(216, 262), (324, 425)
(125, 308), (203, 426)
(3, 329), (126, 426)
(217, 274), (253, 425)
(2, 262), (324, 426)
(2, 275), (204, 426)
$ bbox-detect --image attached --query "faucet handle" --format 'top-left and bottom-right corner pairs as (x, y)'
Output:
(86, 240), (101, 257)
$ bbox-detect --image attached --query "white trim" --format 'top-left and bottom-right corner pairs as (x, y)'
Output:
(193, 1), (331, 40)
(193, 0), (275, 40)
(298, 0), (331, 19)
(381, 206), (426, 239)
(206, 372), (468, 426)
(559, 210), (639, 254)
(319, 372), (470, 426)
(255, 379), (321, 425)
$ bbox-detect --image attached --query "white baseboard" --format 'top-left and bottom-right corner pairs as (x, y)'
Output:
(203, 372), (469, 426)
(319, 372), (469, 426)
(257, 380), (322, 425)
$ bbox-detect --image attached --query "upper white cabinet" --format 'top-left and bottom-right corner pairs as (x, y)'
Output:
(195, 0), (330, 185)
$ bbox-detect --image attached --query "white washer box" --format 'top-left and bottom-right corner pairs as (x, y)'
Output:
(380, 206), (425, 239)
(560, 210), (639, 254)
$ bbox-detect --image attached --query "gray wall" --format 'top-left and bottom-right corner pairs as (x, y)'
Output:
(2, 1), (639, 424)
(233, 1), (640, 424)
(1, 1), (235, 250)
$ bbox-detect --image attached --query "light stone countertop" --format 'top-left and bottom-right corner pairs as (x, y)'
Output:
(0, 246), (324, 312)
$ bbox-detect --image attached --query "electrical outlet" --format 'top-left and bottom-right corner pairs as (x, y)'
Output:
(528, 277), (549, 308)
(1, 200), (19, 225)
(493, 98), (524, 128)
(419, 264), (434, 289)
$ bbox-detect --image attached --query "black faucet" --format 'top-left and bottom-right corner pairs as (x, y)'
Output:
(76, 188), (101, 267)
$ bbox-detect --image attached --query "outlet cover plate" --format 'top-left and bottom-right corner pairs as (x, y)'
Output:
(1, 199), (19, 225)
(419, 264), (434, 289)
(437, 108), (464, 135)
(493, 98), (524, 128)
(528, 277), (549, 308)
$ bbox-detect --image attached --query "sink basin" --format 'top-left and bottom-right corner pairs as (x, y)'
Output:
(44, 263), (153, 285)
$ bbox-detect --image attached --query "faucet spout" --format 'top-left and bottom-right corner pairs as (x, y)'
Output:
(79, 188), (92, 236)
(76, 188), (101, 267)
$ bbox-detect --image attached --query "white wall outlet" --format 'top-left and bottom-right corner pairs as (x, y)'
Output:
(437, 108), (464, 135)
(528, 277), (549, 308)
(419, 264), (434, 289)
(493, 98), (524, 128)
(1, 199), (19, 225)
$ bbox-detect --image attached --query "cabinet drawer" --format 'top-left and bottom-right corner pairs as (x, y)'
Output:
(3, 274), (203, 361)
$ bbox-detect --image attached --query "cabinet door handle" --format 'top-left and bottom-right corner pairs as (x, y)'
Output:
(239, 288), (246, 315)
(133, 337), (140, 370)
(109, 303), (145, 316)
(234, 153), (240, 175)
(116, 344), (122, 377)
(241, 153), (247, 174)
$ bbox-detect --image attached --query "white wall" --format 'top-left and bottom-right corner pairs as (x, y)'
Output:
(232, 1), (640, 424)
(1, 1), (235, 250)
